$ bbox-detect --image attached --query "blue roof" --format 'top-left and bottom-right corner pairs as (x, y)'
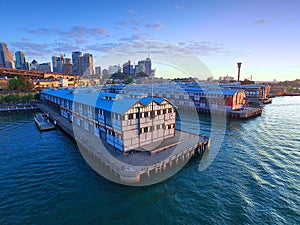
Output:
(220, 84), (261, 89)
(139, 97), (165, 105)
(41, 88), (170, 114)
(183, 88), (240, 96)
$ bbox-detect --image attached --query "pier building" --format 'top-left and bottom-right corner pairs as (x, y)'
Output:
(220, 84), (271, 104)
(102, 84), (247, 112)
(41, 88), (176, 153)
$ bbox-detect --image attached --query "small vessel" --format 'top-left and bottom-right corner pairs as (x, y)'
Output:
(34, 113), (56, 131)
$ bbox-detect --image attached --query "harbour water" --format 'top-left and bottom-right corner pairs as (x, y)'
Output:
(0, 96), (299, 224)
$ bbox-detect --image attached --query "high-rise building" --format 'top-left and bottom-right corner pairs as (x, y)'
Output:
(63, 63), (73, 75)
(72, 51), (82, 75)
(52, 54), (65, 73)
(30, 59), (39, 70)
(108, 65), (121, 75)
(63, 57), (73, 75)
(65, 58), (72, 64)
(0, 42), (14, 68)
(95, 66), (101, 75)
(135, 57), (152, 76)
(122, 60), (131, 76)
(78, 53), (93, 75)
(145, 57), (152, 76)
(15, 51), (27, 70)
(108, 65), (115, 75)
(95, 66), (102, 79)
(52, 56), (57, 72)
(102, 69), (109, 77)
(37, 62), (51, 72)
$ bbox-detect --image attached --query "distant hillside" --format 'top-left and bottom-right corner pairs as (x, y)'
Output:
(276, 79), (300, 87)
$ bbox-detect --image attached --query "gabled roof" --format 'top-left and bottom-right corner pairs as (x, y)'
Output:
(139, 97), (165, 105)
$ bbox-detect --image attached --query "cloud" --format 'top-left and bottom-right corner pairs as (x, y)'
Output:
(144, 21), (164, 30)
(85, 42), (122, 53)
(10, 39), (84, 60)
(254, 19), (269, 25)
(175, 5), (184, 10)
(131, 17), (141, 26)
(24, 26), (109, 43)
(134, 26), (142, 31)
(178, 41), (227, 56)
(127, 9), (135, 14)
(119, 33), (151, 42)
(116, 21), (128, 27)
(21, 37), (30, 42)
(10, 41), (54, 59)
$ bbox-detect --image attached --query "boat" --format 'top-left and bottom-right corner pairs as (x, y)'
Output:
(34, 113), (56, 131)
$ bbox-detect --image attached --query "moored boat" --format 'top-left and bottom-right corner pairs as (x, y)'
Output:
(34, 113), (56, 131)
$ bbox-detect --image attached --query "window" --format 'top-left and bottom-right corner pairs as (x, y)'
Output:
(168, 108), (173, 113)
(128, 114), (133, 120)
(144, 112), (148, 117)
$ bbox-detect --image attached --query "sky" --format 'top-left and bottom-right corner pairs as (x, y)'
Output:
(1, 0), (300, 81)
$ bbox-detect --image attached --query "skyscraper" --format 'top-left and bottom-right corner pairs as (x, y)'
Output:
(0, 42), (14, 68)
(95, 66), (102, 80)
(78, 53), (93, 75)
(52, 55), (65, 73)
(135, 57), (152, 76)
(72, 51), (82, 75)
(37, 62), (51, 72)
(63, 63), (73, 75)
(95, 66), (101, 75)
(122, 60), (131, 76)
(145, 57), (152, 76)
(62, 57), (73, 75)
(65, 58), (72, 64)
(30, 59), (39, 70)
(102, 69), (109, 77)
(15, 51), (27, 70)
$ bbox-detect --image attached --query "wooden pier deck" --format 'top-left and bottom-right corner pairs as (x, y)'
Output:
(39, 104), (210, 185)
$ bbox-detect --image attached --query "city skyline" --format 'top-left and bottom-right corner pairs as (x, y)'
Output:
(1, 0), (300, 81)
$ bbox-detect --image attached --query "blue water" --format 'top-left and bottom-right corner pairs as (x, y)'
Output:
(0, 96), (299, 224)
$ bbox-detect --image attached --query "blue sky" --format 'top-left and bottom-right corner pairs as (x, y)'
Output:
(1, 0), (300, 81)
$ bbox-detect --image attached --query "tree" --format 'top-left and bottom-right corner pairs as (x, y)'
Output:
(14, 94), (21, 103)
(34, 93), (40, 100)
(4, 94), (15, 103)
(22, 95), (28, 102)
(125, 77), (134, 84)
(0, 95), (5, 104)
(7, 75), (33, 91)
(27, 93), (34, 101)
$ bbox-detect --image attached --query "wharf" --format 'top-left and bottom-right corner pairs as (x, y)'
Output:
(178, 106), (262, 119)
(39, 104), (210, 185)
(0, 105), (39, 113)
(227, 107), (262, 119)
